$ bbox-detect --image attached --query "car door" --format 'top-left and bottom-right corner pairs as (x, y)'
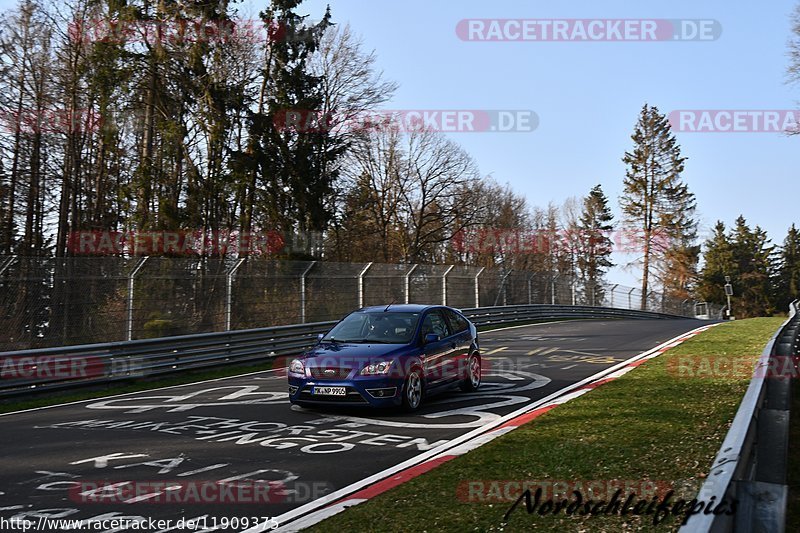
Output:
(444, 309), (472, 381)
(420, 309), (455, 387)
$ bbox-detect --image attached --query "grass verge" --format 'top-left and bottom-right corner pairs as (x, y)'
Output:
(309, 318), (784, 533)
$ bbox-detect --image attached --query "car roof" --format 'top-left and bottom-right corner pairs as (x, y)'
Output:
(357, 304), (444, 313)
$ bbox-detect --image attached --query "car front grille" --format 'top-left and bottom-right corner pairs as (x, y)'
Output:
(309, 367), (352, 379)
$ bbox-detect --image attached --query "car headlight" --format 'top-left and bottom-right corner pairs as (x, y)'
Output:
(289, 359), (305, 375)
(360, 360), (394, 376)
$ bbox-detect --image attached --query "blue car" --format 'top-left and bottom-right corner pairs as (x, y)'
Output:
(288, 304), (481, 411)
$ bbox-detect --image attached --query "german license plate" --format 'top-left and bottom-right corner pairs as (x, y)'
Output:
(312, 386), (346, 396)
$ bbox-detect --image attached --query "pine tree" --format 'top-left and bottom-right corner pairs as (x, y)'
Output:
(620, 103), (695, 309)
(244, 1), (339, 236)
(731, 216), (775, 317)
(778, 224), (800, 309)
(577, 184), (614, 305)
(697, 221), (735, 305)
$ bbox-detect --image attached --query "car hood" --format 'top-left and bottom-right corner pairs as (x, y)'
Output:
(302, 342), (408, 366)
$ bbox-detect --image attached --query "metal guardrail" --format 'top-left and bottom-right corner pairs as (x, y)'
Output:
(0, 303), (691, 398)
(681, 301), (800, 533)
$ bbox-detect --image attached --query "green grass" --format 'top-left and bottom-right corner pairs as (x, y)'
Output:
(309, 318), (784, 533)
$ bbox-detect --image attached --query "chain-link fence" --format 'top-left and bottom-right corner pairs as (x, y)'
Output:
(0, 255), (721, 351)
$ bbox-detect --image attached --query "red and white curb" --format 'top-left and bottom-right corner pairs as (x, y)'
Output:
(261, 323), (718, 533)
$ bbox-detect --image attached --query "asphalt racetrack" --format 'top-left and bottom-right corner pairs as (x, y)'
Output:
(0, 318), (702, 532)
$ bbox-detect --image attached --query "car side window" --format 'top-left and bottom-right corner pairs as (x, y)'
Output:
(447, 310), (469, 333)
(421, 310), (451, 340)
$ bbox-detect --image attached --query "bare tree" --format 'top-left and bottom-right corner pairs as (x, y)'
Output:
(398, 126), (481, 262)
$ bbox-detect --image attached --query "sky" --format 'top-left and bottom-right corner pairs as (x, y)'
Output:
(290, 0), (800, 287)
(1, 0), (797, 288)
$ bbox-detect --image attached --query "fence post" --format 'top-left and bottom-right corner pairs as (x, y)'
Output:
(442, 265), (454, 305)
(358, 262), (373, 308)
(473, 267), (485, 308)
(405, 264), (418, 304)
(494, 270), (512, 307)
(527, 274), (532, 304)
(551, 274), (558, 305)
(299, 261), (316, 324)
(0, 255), (15, 276)
(127, 257), (149, 341)
(226, 258), (246, 331)
(571, 279), (576, 306)
(610, 284), (618, 308)
(628, 287), (635, 310)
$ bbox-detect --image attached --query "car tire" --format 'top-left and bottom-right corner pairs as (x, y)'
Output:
(460, 354), (481, 392)
(402, 369), (423, 412)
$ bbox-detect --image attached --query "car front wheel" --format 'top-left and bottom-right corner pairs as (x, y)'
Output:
(402, 369), (423, 411)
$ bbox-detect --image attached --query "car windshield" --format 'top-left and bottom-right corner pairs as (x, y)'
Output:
(323, 311), (421, 344)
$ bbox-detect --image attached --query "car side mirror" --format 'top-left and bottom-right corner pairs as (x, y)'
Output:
(424, 333), (440, 345)
(317, 333), (324, 342)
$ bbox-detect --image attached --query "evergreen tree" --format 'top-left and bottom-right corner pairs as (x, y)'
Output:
(697, 221), (735, 305)
(620, 104), (696, 309)
(730, 216), (776, 317)
(243, 1), (341, 236)
(577, 184), (614, 305)
(778, 224), (800, 308)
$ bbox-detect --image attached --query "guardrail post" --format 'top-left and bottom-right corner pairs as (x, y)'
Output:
(441, 265), (454, 305)
(474, 267), (485, 308)
(405, 264), (418, 304)
(299, 261), (316, 323)
(357, 262), (372, 308)
(127, 257), (149, 341)
(226, 258), (246, 331)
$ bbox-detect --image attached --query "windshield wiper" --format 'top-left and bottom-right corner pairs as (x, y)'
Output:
(336, 338), (393, 344)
